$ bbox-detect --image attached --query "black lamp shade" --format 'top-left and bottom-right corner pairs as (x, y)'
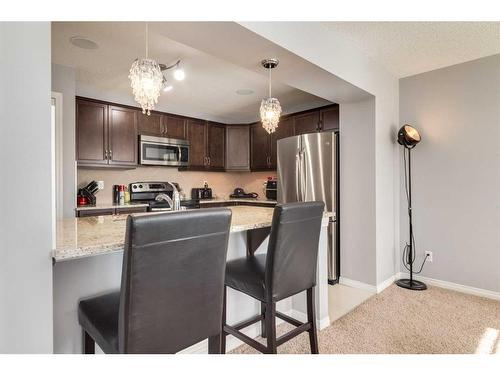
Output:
(398, 124), (421, 148)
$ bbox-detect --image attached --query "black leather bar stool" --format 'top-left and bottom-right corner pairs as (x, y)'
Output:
(221, 201), (325, 354)
(78, 208), (232, 354)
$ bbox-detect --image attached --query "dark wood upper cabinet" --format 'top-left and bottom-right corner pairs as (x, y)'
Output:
(76, 100), (108, 165)
(250, 122), (271, 171)
(186, 119), (207, 168)
(207, 122), (225, 170)
(320, 104), (339, 131)
(76, 98), (137, 168)
(163, 115), (186, 139)
(137, 111), (162, 137)
(270, 116), (295, 168)
(226, 125), (250, 171)
(108, 106), (137, 166)
(294, 111), (320, 135)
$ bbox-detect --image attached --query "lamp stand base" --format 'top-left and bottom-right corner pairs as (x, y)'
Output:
(395, 278), (427, 291)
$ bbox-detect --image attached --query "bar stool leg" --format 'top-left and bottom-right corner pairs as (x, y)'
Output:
(265, 301), (277, 354)
(261, 302), (267, 338)
(208, 334), (221, 354)
(307, 287), (319, 354)
(83, 330), (95, 354)
(221, 286), (227, 354)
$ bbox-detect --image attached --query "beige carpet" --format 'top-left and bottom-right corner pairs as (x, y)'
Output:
(231, 284), (500, 354)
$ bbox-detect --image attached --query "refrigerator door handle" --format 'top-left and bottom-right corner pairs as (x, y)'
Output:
(300, 149), (307, 201)
(295, 153), (301, 201)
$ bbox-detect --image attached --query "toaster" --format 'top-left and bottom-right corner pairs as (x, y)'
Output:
(192, 187), (213, 200)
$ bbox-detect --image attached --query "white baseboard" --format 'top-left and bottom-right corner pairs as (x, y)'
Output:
(339, 276), (377, 293)
(396, 272), (500, 301)
(376, 274), (396, 293)
(289, 309), (331, 330)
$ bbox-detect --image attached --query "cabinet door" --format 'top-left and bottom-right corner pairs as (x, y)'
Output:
(250, 122), (271, 170)
(207, 122), (225, 170)
(76, 99), (108, 165)
(164, 115), (186, 139)
(77, 208), (115, 217)
(138, 111), (163, 136)
(269, 116), (295, 169)
(320, 105), (339, 131)
(294, 111), (320, 135)
(186, 119), (207, 168)
(226, 125), (250, 171)
(108, 106), (138, 166)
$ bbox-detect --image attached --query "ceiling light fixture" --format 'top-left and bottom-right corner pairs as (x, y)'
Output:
(163, 85), (173, 92)
(259, 58), (281, 134)
(69, 36), (99, 50)
(236, 89), (254, 96)
(128, 23), (163, 115)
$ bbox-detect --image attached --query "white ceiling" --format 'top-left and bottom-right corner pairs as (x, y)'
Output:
(322, 22), (500, 78)
(52, 22), (332, 123)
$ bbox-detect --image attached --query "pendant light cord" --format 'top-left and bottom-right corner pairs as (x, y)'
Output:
(268, 67), (272, 98)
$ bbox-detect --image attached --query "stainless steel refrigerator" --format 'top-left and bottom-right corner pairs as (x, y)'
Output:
(277, 132), (339, 284)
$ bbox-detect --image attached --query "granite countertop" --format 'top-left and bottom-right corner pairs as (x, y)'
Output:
(75, 198), (276, 211)
(53, 206), (332, 263)
(76, 202), (149, 211)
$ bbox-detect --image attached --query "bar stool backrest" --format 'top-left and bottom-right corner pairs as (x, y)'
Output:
(265, 202), (325, 302)
(118, 209), (232, 353)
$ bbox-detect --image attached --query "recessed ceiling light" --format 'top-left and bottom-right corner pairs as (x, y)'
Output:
(236, 89), (254, 95)
(69, 36), (98, 50)
(173, 68), (185, 81)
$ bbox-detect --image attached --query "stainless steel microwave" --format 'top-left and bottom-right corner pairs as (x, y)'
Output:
(139, 135), (189, 166)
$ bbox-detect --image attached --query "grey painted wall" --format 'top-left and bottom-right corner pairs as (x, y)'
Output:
(340, 98), (377, 285)
(399, 54), (500, 293)
(0, 22), (53, 353)
(52, 64), (76, 218)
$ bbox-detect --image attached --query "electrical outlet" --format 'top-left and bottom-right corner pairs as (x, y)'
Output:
(425, 251), (433, 262)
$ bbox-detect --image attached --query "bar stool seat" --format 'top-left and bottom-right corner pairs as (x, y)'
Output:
(78, 292), (120, 354)
(225, 254), (267, 301)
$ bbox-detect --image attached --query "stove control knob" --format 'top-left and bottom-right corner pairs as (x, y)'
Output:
(139, 184), (143, 188)
(133, 185), (137, 189)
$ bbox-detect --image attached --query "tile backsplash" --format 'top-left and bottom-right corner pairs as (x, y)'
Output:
(77, 167), (276, 204)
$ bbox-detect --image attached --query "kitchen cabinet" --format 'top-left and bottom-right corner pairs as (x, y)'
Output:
(108, 106), (137, 166)
(207, 122), (225, 170)
(163, 115), (186, 139)
(250, 122), (272, 170)
(186, 119), (207, 168)
(320, 104), (339, 131)
(294, 110), (320, 135)
(77, 98), (138, 168)
(184, 120), (225, 171)
(77, 208), (115, 217)
(226, 125), (250, 171)
(76, 99), (108, 166)
(137, 111), (162, 137)
(114, 206), (148, 215)
(270, 116), (295, 168)
(138, 112), (186, 139)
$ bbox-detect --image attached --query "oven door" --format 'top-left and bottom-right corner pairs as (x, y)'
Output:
(139, 136), (189, 166)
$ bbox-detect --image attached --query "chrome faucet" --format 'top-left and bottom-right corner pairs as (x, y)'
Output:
(155, 182), (181, 211)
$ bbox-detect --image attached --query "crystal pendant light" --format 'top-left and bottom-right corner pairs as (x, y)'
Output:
(128, 23), (163, 115)
(260, 58), (282, 134)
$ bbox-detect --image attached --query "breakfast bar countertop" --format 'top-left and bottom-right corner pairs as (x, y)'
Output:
(53, 206), (332, 263)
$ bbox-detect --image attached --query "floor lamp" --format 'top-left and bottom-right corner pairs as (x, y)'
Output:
(395, 124), (427, 291)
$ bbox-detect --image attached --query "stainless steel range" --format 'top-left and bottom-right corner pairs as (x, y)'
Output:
(129, 182), (200, 211)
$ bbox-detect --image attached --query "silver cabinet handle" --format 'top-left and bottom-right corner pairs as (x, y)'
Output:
(105, 149), (108, 159)
(203, 156), (207, 166)
(207, 156), (211, 166)
(164, 121), (168, 135)
(109, 149), (113, 159)
(160, 123), (164, 134)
